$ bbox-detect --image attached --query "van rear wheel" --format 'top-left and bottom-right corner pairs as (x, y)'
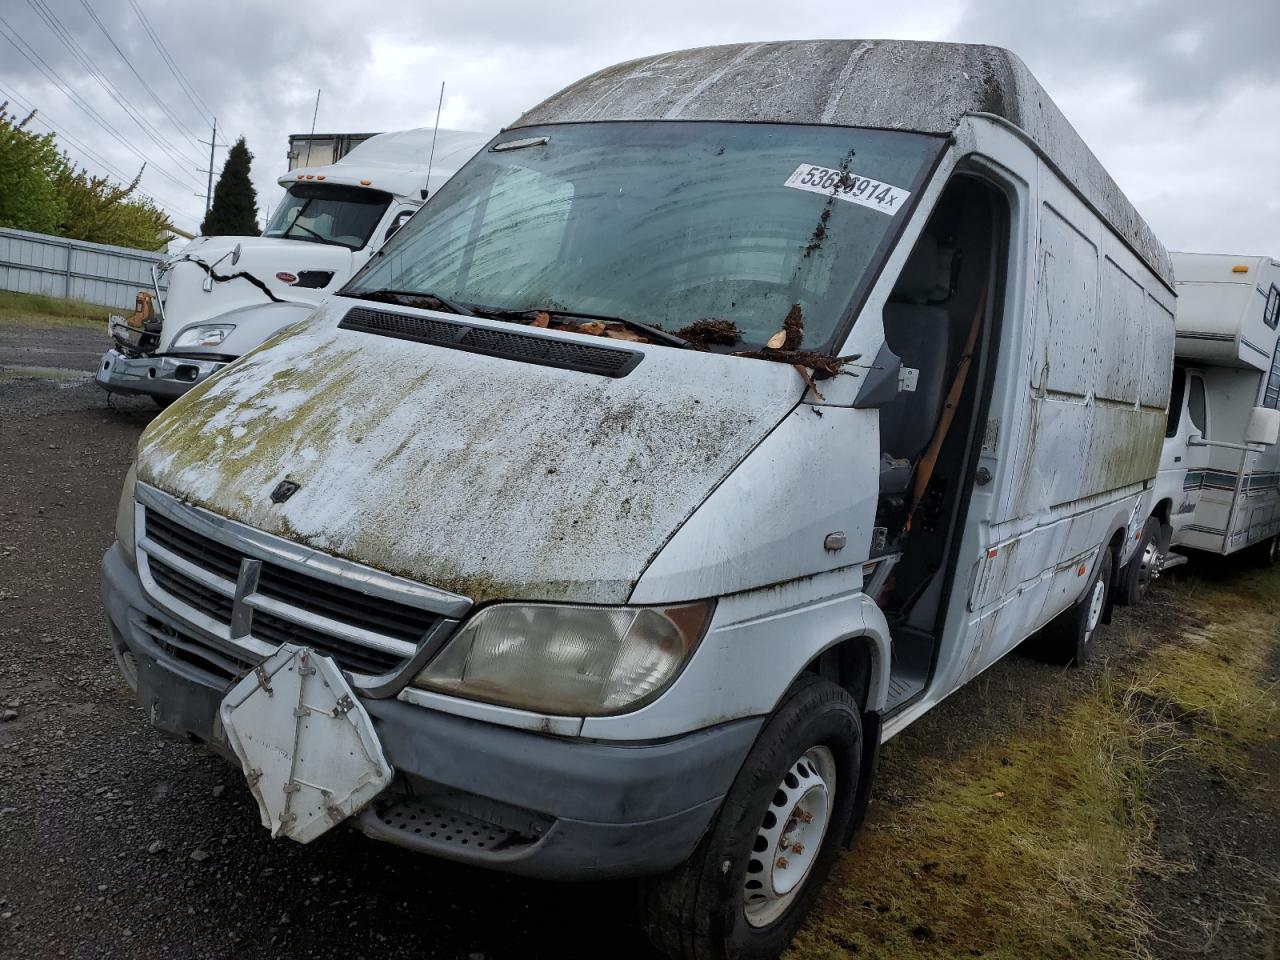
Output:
(638, 675), (863, 960)
(1039, 547), (1113, 666)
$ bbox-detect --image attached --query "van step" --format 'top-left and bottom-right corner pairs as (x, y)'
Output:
(1161, 552), (1189, 571)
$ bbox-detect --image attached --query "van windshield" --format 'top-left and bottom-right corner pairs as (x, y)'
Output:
(345, 122), (943, 350)
(264, 182), (393, 250)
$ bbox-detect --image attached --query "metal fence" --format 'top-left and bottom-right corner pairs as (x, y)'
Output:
(0, 227), (165, 310)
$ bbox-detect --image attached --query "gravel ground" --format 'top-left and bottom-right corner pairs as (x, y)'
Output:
(0, 321), (1275, 959)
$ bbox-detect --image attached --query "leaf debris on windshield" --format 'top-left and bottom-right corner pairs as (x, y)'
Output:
(672, 319), (741, 347)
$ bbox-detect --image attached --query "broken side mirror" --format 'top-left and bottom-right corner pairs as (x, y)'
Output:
(1245, 406), (1280, 446)
(852, 341), (902, 409)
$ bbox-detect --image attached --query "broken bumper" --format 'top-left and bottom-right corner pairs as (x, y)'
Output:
(100, 542), (759, 880)
(94, 348), (227, 399)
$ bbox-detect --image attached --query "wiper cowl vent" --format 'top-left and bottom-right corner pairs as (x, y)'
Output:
(338, 306), (643, 378)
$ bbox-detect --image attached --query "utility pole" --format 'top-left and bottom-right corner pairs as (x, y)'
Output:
(196, 117), (228, 221)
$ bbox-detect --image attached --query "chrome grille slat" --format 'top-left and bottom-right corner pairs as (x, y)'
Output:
(134, 484), (470, 684)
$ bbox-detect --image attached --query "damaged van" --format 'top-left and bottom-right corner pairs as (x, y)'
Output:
(101, 41), (1175, 960)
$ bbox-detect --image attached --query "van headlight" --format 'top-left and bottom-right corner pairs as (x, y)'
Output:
(171, 324), (234, 349)
(115, 463), (138, 570)
(412, 601), (714, 715)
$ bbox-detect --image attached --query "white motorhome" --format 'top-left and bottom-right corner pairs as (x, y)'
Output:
(1135, 253), (1280, 583)
(94, 128), (488, 403)
(101, 41), (1175, 960)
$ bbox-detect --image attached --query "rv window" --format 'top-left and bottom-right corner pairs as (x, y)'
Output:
(1188, 374), (1207, 437)
(1266, 286), (1280, 330)
(347, 121), (944, 352)
(1166, 366), (1186, 437)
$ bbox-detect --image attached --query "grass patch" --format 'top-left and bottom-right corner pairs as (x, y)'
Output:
(0, 290), (112, 330)
(790, 677), (1167, 960)
(1132, 566), (1280, 792)
(790, 565), (1279, 960)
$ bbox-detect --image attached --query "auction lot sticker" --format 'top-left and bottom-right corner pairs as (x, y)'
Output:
(784, 164), (910, 215)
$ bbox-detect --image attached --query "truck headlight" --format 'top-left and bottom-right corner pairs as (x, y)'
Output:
(115, 463), (138, 570)
(412, 601), (714, 715)
(171, 324), (234, 349)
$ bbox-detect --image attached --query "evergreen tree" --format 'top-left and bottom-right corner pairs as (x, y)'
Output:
(200, 136), (259, 236)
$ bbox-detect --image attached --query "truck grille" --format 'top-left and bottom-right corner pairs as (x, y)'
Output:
(136, 486), (468, 685)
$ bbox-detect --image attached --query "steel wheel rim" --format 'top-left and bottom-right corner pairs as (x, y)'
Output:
(743, 745), (836, 928)
(1084, 578), (1106, 640)
(1136, 541), (1160, 595)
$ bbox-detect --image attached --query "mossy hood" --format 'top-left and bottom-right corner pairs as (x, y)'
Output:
(136, 299), (804, 604)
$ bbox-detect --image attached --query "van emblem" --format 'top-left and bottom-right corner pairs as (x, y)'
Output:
(276, 272), (298, 285)
(270, 480), (301, 503)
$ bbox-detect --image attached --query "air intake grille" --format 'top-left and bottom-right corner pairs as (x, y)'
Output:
(339, 305), (642, 378)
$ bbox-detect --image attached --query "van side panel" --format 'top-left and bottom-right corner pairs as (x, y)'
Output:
(962, 158), (1172, 678)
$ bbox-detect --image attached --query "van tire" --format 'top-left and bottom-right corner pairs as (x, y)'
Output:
(1117, 517), (1162, 606)
(638, 675), (863, 960)
(1038, 547), (1113, 666)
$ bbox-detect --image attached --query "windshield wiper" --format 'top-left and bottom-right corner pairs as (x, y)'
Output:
(285, 219), (344, 247)
(475, 305), (690, 348)
(351, 288), (476, 317)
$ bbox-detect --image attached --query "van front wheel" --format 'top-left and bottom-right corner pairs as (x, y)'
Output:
(638, 675), (863, 960)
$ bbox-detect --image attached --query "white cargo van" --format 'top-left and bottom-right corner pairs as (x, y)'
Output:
(94, 128), (487, 403)
(1130, 253), (1280, 589)
(101, 41), (1175, 960)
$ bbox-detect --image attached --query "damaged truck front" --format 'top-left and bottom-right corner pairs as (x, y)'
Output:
(101, 40), (1176, 960)
(94, 129), (488, 404)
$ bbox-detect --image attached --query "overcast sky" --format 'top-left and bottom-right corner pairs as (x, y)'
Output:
(1, 0), (1276, 256)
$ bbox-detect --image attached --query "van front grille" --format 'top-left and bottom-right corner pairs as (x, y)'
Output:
(137, 489), (467, 685)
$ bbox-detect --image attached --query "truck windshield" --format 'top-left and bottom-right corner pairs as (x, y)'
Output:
(346, 121), (942, 350)
(264, 182), (393, 250)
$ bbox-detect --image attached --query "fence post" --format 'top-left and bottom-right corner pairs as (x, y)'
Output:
(63, 239), (73, 300)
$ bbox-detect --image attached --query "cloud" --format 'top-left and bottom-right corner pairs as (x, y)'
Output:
(0, 0), (1275, 256)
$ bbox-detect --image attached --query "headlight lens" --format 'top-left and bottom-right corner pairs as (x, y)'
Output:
(171, 324), (234, 349)
(412, 601), (714, 715)
(114, 463), (138, 569)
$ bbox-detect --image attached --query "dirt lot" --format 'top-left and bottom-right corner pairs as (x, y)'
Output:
(1, 314), (1277, 960)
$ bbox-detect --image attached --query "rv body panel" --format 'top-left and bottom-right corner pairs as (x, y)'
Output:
(1163, 254), (1280, 557)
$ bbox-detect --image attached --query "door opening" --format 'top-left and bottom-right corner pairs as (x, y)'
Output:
(872, 173), (1010, 713)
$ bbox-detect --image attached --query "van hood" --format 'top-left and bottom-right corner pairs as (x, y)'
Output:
(136, 299), (804, 604)
(158, 236), (354, 347)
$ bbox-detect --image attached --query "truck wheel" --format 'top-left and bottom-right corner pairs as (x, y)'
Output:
(1039, 547), (1113, 666)
(1117, 517), (1162, 606)
(638, 675), (863, 960)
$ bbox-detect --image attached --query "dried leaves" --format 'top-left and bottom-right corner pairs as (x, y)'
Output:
(736, 303), (859, 398)
(673, 318), (741, 347)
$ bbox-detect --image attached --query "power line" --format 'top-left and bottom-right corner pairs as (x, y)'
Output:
(72, 0), (206, 150)
(0, 15), (200, 192)
(0, 80), (202, 225)
(23, 0), (203, 174)
(128, 0), (214, 128)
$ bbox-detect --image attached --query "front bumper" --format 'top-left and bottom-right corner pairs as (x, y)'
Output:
(101, 542), (759, 879)
(94, 348), (227, 399)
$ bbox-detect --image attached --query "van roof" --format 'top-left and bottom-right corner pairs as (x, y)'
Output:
(513, 39), (1172, 288)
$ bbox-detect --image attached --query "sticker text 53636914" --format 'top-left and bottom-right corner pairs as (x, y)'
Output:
(783, 164), (910, 215)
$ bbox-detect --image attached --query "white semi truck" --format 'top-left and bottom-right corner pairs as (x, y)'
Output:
(95, 128), (488, 403)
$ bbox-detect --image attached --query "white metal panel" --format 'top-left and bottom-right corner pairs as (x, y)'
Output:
(0, 227), (164, 309)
